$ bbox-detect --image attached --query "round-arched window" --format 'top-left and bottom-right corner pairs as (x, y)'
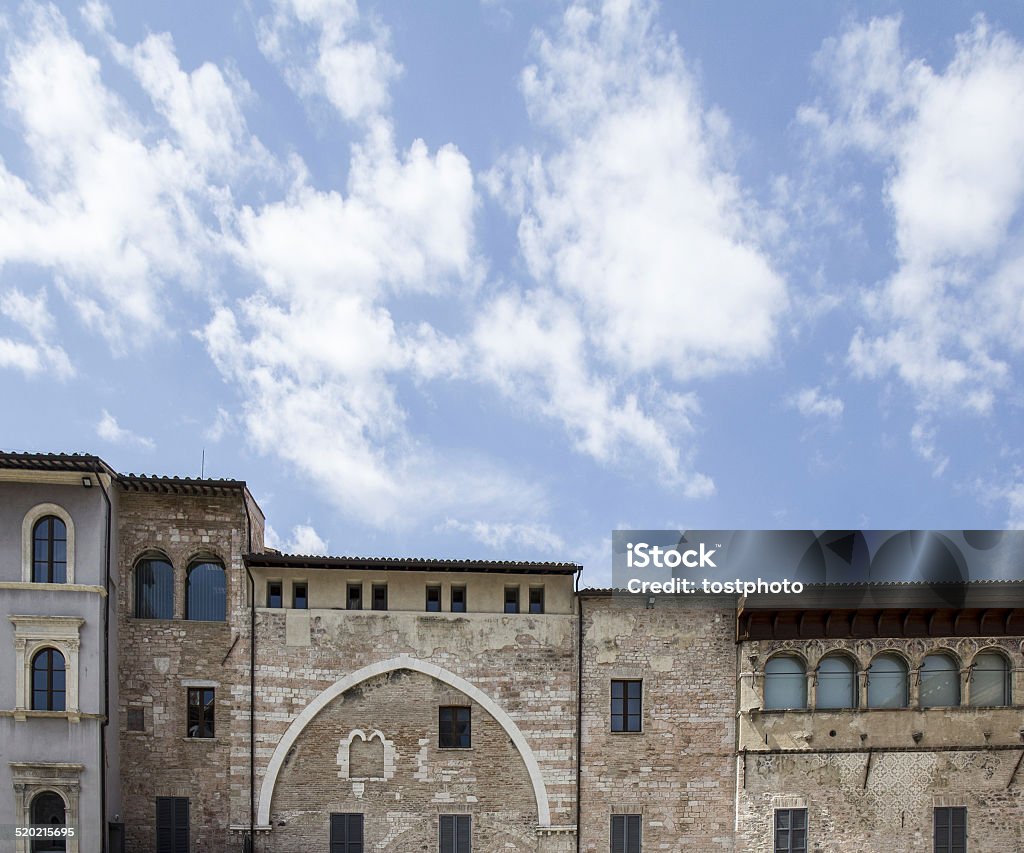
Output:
(816, 654), (857, 709)
(135, 557), (174, 619)
(186, 560), (226, 621)
(920, 653), (960, 707)
(30, 790), (66, 852)
(971, 652), (1011, 706)
(868, 653), (908, 708)
(33, 516), (67, 583)
(764, 655), (807, 710)
(31, 648), (66, 711)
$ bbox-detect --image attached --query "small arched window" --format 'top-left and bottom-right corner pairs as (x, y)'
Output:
(135, 557), (174, 619)
(33, 516), (67, 583)
(32, 648), (66, 711)
(868, 653), (908, 708)
(816, 654), (857, 709)
(764, 655), (807, 710)
(920, 653), (960, 707)
(30, 790), (66, 852)
(971, 652), (1011, 707)
(186, 560), (226, 621)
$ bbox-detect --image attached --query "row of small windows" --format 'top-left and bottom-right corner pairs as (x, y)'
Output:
(763, 651), (1013, 710)
(134, 557), (226, 621)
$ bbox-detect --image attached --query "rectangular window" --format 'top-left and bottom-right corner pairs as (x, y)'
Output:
(450, 586), (467, 613)
(439, 814), (471, 853)
(426, 585), (442, 612)
(187, 687), (215, 738)
(610, 680), (642, 732)
(610, 815), (641, 853)
(267, 581), (283, 608)
(127, 707), (145, 732)
(347, 583), (363, 611)
(293, 582), (308, 609)
(504, 586), (520, 614)
(934, 807), (966, 853)
(529, 586), (545, 614)
(155, 797), (189, 853)
(371, 584), (388, 611)
(774, 808), (807, 853)
(439, 706), (471, 748)
(330, 813), (364, 853)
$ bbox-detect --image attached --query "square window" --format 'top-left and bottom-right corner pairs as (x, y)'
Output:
(934, 807), (966, 853)
(347, 583), (363, 611)
(372, 584), (388, 611)
(426, 585), (442, 612)
(450, 586), (467, 613)
(504, 587), (520, 614)
(439, 814), (471, 853)
(439, 706), (471, 748)
(267, 581), (283, 608)
(293, 582), (308, 609)
(187, 687), (215, 738)
(610, 814), (641, 853)
(127, 707), (145, 732)
(774, 808), (807, 853)
(610, 680), (642, 732)
(331, 812), (364, 853)
(529, 587), (545, 614)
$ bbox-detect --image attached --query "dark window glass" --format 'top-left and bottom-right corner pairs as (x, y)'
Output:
(135, 558), (174, 619)
(610, 680), (641, 732)
(920, 654), (960, 707)
(31, 649), (66, 711)
(267, 581), (283, 608)
(330, 813), (364, 853)
(439, 814), (471, 853)
(30, 791), (66, 852)
(347, 583), (363, 611)
(450, 586), (467, 613)
(32, 516), (67, 584)
(816, 655), (856, 709)
(971, 652), (1010, 706)
(934, 806), (966, 853)
(504, 587), (520, 614)
(439, 706), (471, 748)
(426, 585), (442, 612)
(372, 584), (388, 611)
(765, 656), (807, 710)
(155, 797), (189, 853)
(868, 654), (909, 708)
(187, 687), (215, 738)
(610, 814), (641, 853)
(293, 583), (308, 610)
(186, 561), (226, 621)
(529, 587), (545, 614)
(774, 808), (807, 853)
(127, 707), (145, 732)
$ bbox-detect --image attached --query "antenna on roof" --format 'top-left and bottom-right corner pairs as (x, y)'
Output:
(201, 448), (205, 479)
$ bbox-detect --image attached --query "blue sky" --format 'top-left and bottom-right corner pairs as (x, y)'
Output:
(2, 0), (1024, 584)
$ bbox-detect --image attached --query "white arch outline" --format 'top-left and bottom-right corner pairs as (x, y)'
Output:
(257, 656), (551, 826)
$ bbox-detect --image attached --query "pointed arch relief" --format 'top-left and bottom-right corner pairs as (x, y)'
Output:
(337, 728), (394, 781)
(257, 656), (552, 826)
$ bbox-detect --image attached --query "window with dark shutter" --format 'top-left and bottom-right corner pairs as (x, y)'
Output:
(774, 808), (807, 853)
(330, 813), (364, 853)
(439, 814), (471, 853)
(934, 807), (966, 853)
(610, 814), (641, 853)
(156, 797), (189, 853)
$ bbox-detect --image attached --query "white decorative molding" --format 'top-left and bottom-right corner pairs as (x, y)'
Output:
(257, 656), (552, 826)
(10, 762), (83, 853)
(337, 728), (395, 781)
(9, 616), (85, 720)
(21, 503), (75, 584)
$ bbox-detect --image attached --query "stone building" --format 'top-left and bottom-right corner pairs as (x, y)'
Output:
(2, 452), (1023, 852)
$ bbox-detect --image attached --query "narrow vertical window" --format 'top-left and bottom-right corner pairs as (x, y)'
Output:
(504, 587), (520, 614)
(33, 516), (67, 583)
(426, 585), (442, 612)
(371, 584), (388, 611)
(920, 654), (960, 707)
(267, 581), (283, 608)
(293, 582), (308, 610)
(156, 797), (189, 853)
(330, 813), (364, 853)
(610, 814), (641, 853)
(347, 583), (363, 611)
(610, 679), (642, 732)
(439, 814), (471, 853)
(529, 586), (545, 614)
(186, 560), (226, 621)
(971, 652), (1010, 706)
(439, 706), (471, 748)
(933, 806), (966, 853)
(187, 687), (215, 738)
(135, 557), (174, 619)
(868, 653), (909, 708)
(450, 586), (467, 613)
(764, 655), (807, 710)
(31, 791), (67, 852)
(815, 655), (856, 709)
(31, 649), (66, 711)
(774, 808), (807, 853)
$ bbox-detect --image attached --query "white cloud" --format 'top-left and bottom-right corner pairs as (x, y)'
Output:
(203, 407), (233, 443)
(789, 386), (844, 420)
(909, 418), (949, 478)
(287, 523), (329, 555)
(441, 518), (567, 554)
(256, 0), (401, 123)
(806, 16), (1024, 413)
(479, 0), (785, 493)
(0, 287), (73, 378)
(1004, 482), (1024, 528)
(96, 409), (155, 449)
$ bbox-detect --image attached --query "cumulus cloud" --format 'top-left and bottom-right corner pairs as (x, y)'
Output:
(789, 386), (844, 420)
(480, 0), (786, 493)
(804, 16), (1024, 413)
(441, 518), (567, 554)
(0, 287), (73, 378)
(97, 409), (155, 449)
(909, 418), (949, 478)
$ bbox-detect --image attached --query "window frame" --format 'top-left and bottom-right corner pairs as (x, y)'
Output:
(32, 516), (68, 584)
(815, 654), (857, 710)
(504, 586), (520, 614)
(774, 807), (807, 853)
(186, 687), (215, 739)
(450, 585), (467, 613)
(371, 583), (388, 611)
(438, 814), (471, 853)
(22, 503), (75, 584)
(529, 586), (545, 614)
(426, 585), (442, 612)
(867, 652), (910, 709)
(764, 654), (808, 711)
(610, 679), (642, 733)
(347, 583), (363, 611)
(920, 653), (961, 708)
(185, 559), (227, 622)
(31, 648), (66, 712)
(970, 651), (1011, 707)
(292, 582), (308, 610)
(610, 814), (642, 853)
(10, 616), (83, 720)
(933, 806), (966, 853)
(134, 555), (174, 620)
(266, 580), (283, 609)
(438, 705), (472, 749)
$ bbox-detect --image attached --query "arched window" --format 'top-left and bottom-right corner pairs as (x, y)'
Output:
(32, 649), (66, 711)
(30, 790), (67, 852)
(920, 653), (960, 707)
(186, 560), (226, 621)
(867, 653), (908, 708)
(816, 654), (857, 709)
(33, 517), (67, 583)
(764, 655), (807, 710)
(971, 652), (1011, 706)
(135, 557), (174, 619)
